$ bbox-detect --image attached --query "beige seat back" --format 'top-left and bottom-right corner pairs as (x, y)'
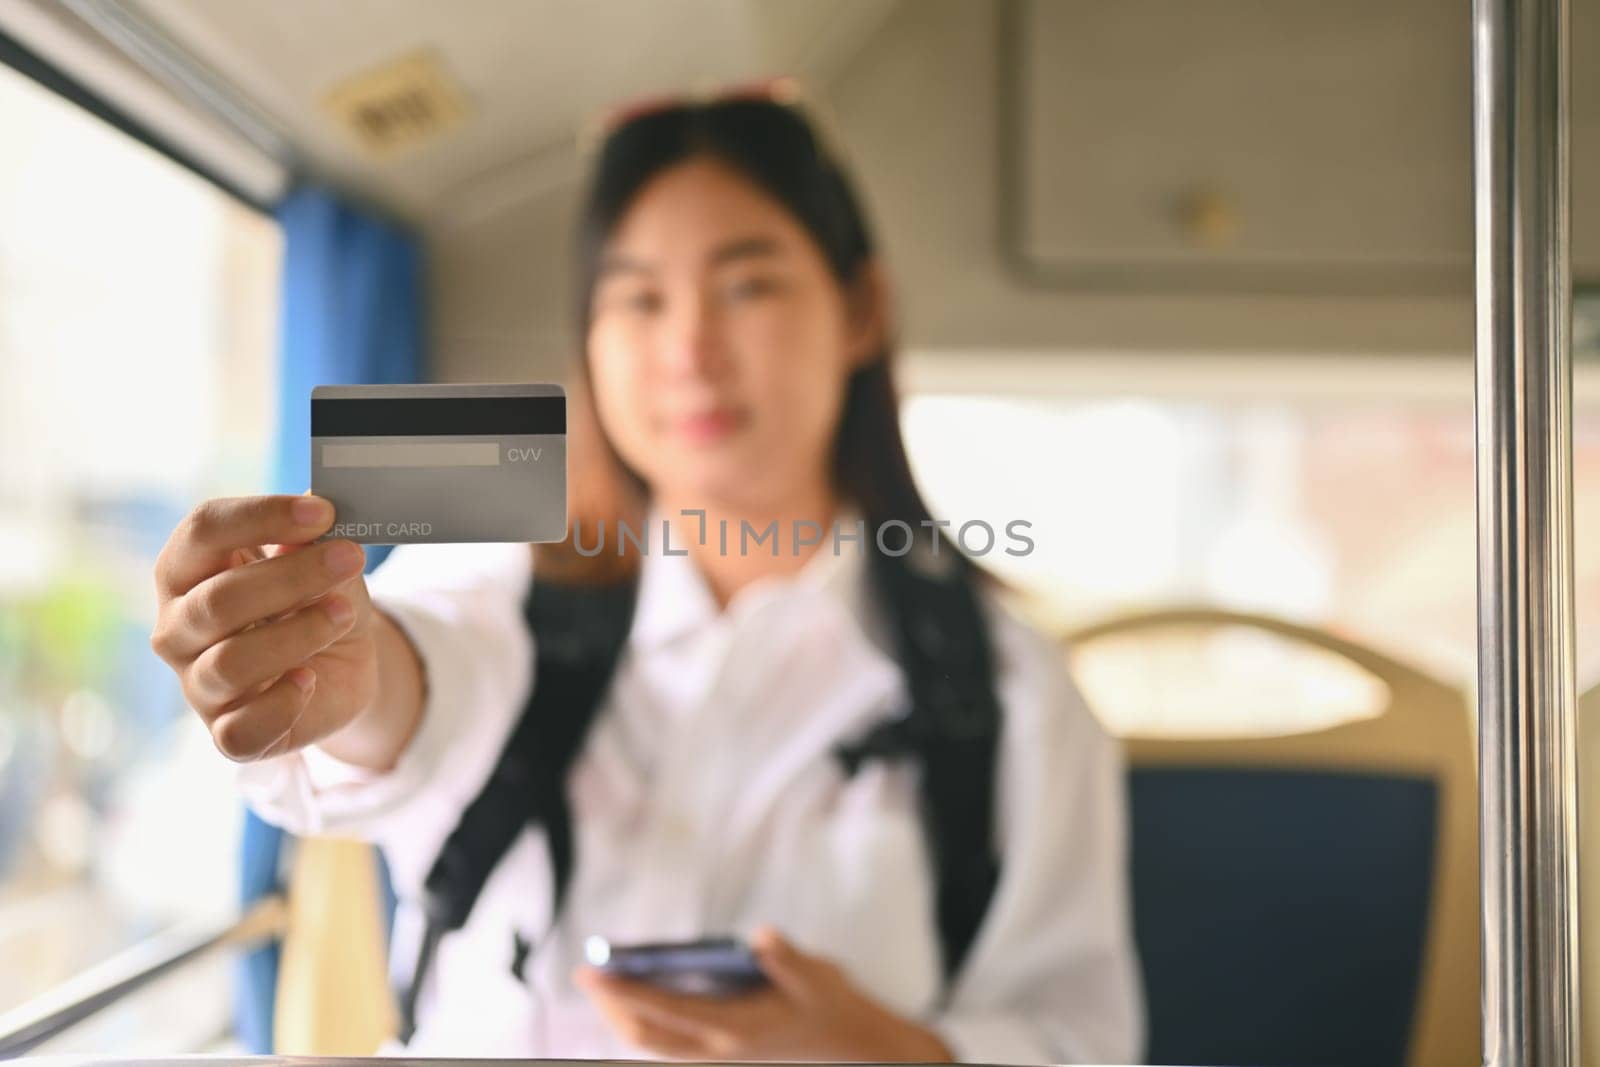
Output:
(1068, 607), (1479, 1067)
(273, 836), (396, 1055)
(1578, 683), (1600, 1067)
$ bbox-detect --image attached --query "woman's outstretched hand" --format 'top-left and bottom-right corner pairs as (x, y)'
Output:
(575, 926), (955, 1062)
(150, 495), (420, 769)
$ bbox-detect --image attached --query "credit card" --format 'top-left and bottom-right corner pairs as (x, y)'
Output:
(310, 383), (567, 545)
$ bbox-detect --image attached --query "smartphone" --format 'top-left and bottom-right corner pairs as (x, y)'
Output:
(584, 935), (769, 996)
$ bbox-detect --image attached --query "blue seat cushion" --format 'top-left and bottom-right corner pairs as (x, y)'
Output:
(1130, 766), (1437, 1067)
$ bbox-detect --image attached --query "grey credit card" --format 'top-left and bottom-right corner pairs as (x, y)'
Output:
(311, 383), (567, 545)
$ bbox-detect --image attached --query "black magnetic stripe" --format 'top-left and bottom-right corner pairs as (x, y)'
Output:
(312, 396), (566, 437)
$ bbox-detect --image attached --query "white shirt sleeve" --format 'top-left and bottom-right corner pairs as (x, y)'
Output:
(233, 542), (535, 894)
(932, 599), (1146, 1065)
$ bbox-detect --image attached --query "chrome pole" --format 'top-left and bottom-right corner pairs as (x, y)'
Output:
(1474, 0), (1579, 1063)
(0, 898), (287, 1058)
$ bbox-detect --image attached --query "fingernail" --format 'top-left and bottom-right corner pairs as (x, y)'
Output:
(287, 668), (316, 696)
(325, 596), (356, 628)
(325, 542), (364, 576)
(293, 496), (333, 527)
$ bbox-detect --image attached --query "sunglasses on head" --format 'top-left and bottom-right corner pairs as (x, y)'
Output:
(580, 76), (808, 153)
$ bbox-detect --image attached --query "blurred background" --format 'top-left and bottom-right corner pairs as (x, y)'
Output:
(0, 0), (1596, 1061)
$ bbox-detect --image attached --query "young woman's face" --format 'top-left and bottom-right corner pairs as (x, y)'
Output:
(585, 157), (872, 513)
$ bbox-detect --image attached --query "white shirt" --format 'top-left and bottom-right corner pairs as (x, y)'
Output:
(237, 527), (1144, 1063)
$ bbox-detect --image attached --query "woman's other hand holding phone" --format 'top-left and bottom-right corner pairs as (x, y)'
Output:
(575, 926), (955, 1062)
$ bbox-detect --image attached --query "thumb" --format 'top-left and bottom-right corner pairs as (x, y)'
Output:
(751, 925), (828, 1005)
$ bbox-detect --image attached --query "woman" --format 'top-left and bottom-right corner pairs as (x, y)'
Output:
(149, 91), (1143, 1062)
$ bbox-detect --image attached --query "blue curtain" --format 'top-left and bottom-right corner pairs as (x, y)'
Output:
(236, 184), (425, 1053)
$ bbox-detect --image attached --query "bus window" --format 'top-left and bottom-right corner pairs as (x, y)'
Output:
(0, 58), (279, 1051)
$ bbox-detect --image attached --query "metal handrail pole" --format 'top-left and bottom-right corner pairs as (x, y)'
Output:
(0, 896), (286, 1059)
(1473, 0), (1580, 1064)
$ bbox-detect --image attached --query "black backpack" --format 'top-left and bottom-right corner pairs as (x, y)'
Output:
(397, 540), (1003, 1042)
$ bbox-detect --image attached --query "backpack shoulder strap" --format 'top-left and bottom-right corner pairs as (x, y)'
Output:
(397, 574), (637, 1042)
(840, 541), (1004, 986)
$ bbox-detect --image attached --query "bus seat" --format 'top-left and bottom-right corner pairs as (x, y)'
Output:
(1068, 608), (1478, 1067)
(272, 835), (396, 1055)
(1577, 682), (1600, 1067)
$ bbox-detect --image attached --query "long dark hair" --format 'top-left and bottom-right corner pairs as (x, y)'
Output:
(572, 98), (940, 533)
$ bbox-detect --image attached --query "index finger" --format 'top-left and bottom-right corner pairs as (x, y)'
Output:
(156, 495), (336, 598)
